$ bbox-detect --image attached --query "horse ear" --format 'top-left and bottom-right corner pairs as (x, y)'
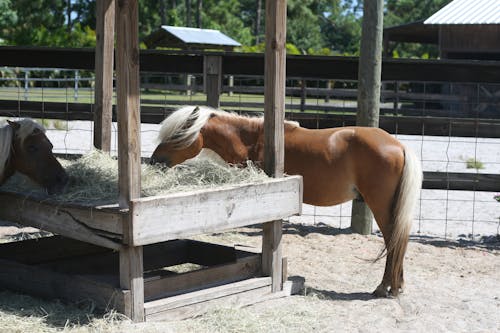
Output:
(6, 120), (20, 131)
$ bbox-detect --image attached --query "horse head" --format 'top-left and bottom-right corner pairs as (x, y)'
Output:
(7, 120), (68, 194)
(150, 106), (209, 167)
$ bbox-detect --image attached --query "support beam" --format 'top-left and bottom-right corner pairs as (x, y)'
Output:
(115, 0), (141, 207)
(94, 0), (115, 152)
(262, 0), (287, 293)
(115, 0), (143, 322)
(351, 0), (384, 235)
(204, 55), (222, 108)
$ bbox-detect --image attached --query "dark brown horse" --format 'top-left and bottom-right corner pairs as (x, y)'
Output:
(0, 119), (68, 194)
(150, 106), (423, 297)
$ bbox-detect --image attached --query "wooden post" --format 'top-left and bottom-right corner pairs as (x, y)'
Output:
(262, 0), (286, 293)
(351, 0), (384, 235)
(115, 0), (144, 322)
(94, 0), (115, 152)
(204, 55), (222, 108)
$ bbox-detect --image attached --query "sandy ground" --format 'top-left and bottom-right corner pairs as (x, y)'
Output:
(0, 223), (499, 333)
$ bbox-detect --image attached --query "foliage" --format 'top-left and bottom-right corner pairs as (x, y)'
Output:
(384, 0), (452, 58)
(465, 158), (484, 170)
(0, 0), (451, 59)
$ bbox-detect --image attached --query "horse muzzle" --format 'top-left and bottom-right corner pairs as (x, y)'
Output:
(46, 171), (69, 195)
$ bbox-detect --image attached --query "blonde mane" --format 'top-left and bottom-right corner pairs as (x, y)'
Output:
(0, 119), (45, 178)
(157, 106), (300, 149)
(157, 106), (216, 149)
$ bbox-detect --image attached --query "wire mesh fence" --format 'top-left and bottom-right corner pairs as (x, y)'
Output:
(1, 67), (499, 242)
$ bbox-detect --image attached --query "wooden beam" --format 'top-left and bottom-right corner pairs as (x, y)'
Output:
(262, 0), (287, 293)
(0, 192), (123, 250)
(129, 177), (302, 246)
(144, 254), (261, 301)
(115, 0), (141, 207)
(115, 0), (143, 322)
(94, 0), (115, 152)
(351, 0), (384, 235)
(204, 55), (222, 108)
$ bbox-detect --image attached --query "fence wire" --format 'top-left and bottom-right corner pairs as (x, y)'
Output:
(1, 67), (499, 242)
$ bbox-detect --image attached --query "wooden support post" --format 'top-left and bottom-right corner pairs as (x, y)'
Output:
(204, 55), (222, 108)
(115, 0), (143, 322)
(262, 0), (286, 293)
(120, 245), (144, 321)
(351, 0), (384, 235)
(94, 0), (115, 152)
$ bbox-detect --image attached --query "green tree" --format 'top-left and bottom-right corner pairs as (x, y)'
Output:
(384, 0), (452, 58)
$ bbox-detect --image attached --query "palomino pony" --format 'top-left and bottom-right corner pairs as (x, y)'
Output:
(0, 119), (68, 194)
(150, 106), (423, 297)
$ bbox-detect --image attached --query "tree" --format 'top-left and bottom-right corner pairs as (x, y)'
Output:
(384, 0), (452, 58)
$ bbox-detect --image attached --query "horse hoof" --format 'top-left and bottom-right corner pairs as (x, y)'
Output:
(372, 286), (390, 298)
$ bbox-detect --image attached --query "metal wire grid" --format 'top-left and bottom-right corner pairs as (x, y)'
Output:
(2, 69), (499, 241)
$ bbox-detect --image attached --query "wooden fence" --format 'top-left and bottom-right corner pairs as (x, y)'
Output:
(1, 46), (499, 191)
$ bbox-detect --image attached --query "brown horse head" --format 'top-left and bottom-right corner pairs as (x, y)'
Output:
(3, 119), (68, 194)
(150, 106), (209, 167)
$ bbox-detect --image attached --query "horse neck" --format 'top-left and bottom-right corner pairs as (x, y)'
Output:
(0, 125), (15, 184)
(201, 115), (264, 164)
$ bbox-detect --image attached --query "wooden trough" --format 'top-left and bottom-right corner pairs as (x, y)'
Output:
(0, 176), (302, 321)
(0, 0), (296, 322)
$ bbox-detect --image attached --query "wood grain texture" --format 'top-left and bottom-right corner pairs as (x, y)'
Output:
(129, 176), (302, 246)
(0, 192), (123, 249)
(115, 0), (141, 208)
(94, 0), (115, 151)
(204, 55), (222, 108)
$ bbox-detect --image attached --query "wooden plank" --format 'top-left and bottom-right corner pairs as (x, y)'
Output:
(120, 245), (144, 322)
(144, 277), (303, 321)
(129, 176), (302, 246)
(204, 55), (222, 108)
(144, 254), (261, 301)
(0, 192), (123, 249)
(0, 258), (124, 311)
(1, 46), (500, 83)
(0, 235), (109, 265)
(262, 0), (287, 293)
(115, 0), (141, 208)
(145, 277), (271, 316)
(422, 171), (500, 192)
(94, 0), (115, 151)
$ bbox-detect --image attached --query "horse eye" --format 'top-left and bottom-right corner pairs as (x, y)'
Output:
(26, 144), (38, 153)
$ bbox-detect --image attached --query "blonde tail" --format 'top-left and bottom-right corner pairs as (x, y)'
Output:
(389, 147), (422, 295)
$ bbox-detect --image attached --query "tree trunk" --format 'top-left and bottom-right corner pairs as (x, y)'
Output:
(255, 0), (262, 44)
(196, 0), (202, 28)
(185, 0), (191, 27)
(351, 0), (384, 235)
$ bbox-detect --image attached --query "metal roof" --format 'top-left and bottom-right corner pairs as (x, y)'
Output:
(160, 26), (241, 47)
(424, 0), (500, 24)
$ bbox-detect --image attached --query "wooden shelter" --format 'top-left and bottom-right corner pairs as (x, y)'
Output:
(0, 0), (302, 322)
(383, 0), (500, 60)
(144, 25), (241, 51)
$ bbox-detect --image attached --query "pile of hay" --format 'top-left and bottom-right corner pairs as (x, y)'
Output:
(2, 150), (269, 205)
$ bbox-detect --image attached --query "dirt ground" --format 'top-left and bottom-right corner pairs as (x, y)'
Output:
(0, 221), (499, 333)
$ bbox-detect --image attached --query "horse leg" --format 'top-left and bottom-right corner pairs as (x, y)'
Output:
(360, 182), (402, 297)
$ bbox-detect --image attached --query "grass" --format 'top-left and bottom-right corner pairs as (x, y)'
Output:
(465, 157), (484, 170)
(0, 87), (356, 116)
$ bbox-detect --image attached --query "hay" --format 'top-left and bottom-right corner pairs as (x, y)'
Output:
(1, 150), (269, 205)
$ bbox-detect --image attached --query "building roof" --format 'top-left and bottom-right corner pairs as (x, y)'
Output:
(424, 0), (500, 25)
(144, 26), (241, 50)
(384, 20), (438, 44)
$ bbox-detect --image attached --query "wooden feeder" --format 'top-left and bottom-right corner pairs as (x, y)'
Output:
(0, 0), (302, 322)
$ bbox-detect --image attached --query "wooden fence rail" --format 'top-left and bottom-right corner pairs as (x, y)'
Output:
(1, 47), (499, 192)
